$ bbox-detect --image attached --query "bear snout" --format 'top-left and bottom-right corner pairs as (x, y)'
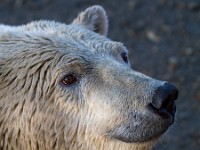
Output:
(149, 83), (179, 119)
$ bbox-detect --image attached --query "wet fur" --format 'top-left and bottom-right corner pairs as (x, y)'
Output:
(0, 6), (167, 150)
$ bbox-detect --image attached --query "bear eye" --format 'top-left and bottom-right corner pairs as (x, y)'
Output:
(61, 74), (77, 86)
(121, 52), (128, 63)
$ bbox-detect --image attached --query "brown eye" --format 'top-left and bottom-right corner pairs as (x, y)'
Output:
(61, 75), (77, 86)
(121, 52), (128, 63)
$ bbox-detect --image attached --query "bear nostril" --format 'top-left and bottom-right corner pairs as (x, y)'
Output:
(150, 83), (178, 118)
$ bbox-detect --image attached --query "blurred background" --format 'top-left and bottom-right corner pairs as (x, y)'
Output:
(0, 0), (199, 149)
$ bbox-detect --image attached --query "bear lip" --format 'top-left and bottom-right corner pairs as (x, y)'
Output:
(112, 129), (166, 143)
(109, 110), (175, 144)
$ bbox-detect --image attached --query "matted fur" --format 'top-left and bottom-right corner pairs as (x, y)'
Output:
(0, 6), (173, 150)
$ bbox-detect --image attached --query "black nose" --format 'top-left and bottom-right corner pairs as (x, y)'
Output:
(149, 83), (178, 118)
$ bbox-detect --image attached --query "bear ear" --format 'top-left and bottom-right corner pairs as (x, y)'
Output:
(72, 5), (108, 36)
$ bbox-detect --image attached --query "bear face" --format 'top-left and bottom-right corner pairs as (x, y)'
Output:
(0, 5), (178, 150)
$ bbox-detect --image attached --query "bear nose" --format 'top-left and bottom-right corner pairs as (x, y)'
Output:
(149, 83), (178, 118)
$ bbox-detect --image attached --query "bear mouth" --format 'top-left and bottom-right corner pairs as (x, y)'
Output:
(109, 113), (174, 143)
(112, 128), (167, 143)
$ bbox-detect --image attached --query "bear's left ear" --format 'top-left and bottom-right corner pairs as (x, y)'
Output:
(72, 5), (108, 36)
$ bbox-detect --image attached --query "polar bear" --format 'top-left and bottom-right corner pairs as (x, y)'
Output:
(0, 5), (178, 150)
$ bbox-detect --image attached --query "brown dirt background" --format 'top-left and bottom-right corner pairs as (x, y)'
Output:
(1, 0), (200, 149)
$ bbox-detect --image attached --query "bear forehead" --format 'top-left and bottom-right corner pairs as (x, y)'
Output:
(0, 20), (126, 56)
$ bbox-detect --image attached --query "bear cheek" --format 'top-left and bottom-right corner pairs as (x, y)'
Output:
(83, 96), (121, 134)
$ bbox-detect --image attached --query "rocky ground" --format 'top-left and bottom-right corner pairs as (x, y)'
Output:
(0, 0), (200, 149)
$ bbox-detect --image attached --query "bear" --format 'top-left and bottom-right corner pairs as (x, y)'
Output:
(0, 5), (178, 150)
